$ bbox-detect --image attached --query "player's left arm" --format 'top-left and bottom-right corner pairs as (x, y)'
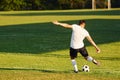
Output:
(86, 35), (101, 53)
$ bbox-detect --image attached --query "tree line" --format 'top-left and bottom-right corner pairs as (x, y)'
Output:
(0, 0), (119, 11)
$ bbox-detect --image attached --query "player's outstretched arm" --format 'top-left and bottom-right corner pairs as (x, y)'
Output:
(86, 36), (101, 53)
(52, 21), (72, 29)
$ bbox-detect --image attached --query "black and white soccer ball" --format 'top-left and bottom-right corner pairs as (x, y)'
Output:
(82, 65), (90, 72)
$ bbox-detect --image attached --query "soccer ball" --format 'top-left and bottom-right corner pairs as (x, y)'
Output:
(82, 65), (90, 72)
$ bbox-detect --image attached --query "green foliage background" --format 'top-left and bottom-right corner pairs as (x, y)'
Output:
(0, 0), (120, 11)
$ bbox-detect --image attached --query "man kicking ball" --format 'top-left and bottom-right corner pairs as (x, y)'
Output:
(52, 20), (101, 73)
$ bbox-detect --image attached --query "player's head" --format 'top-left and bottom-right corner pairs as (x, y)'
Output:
(78, 20), (86, 27)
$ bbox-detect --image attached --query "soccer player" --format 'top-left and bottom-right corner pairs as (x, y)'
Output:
(52, 20), (101, 73)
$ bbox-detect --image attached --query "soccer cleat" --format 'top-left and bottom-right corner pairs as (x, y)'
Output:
(74, 70), (78, 73)
(96, 62), (100, 66)
(92, 59), (100, 66)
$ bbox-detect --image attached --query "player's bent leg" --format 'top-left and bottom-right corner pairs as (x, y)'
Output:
(86, 56), (93, 61)
(85, 56), (100, 65)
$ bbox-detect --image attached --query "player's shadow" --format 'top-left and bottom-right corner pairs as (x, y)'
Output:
(0, 19), (119, 54)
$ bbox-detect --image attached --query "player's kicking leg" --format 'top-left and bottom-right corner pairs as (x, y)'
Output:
(79, 47), (100, 66)
(85, 56), (100, 66)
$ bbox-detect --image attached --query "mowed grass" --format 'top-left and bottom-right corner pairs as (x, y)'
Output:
(0, 9), (120, 80)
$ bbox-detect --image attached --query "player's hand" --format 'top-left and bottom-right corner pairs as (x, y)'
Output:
(52, 21), (60, 25)
(96, 48), (101, 53)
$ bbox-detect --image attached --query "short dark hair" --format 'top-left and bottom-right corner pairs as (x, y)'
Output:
(78, 20), (85, 25)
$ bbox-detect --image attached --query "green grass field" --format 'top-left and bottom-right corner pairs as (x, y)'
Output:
(0, 9), (120, 80)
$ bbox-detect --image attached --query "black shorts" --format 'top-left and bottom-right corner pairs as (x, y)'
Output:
(70, 47), (89, 58)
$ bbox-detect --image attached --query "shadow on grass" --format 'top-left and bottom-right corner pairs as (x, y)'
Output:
(0, 67), (70, 73)
(0, 10), (120, 16)
(98, 57), (120, 61)
(0, 19), (119, 54)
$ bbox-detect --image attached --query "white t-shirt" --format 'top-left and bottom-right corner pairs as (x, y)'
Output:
(70, 24), (90, 49)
